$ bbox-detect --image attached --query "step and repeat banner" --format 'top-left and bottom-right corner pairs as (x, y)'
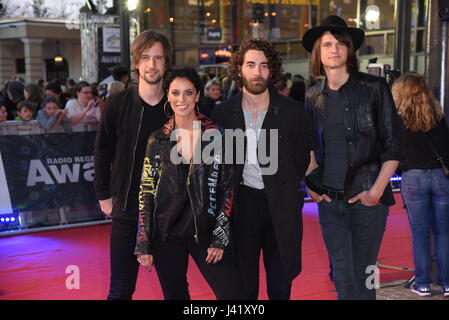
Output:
(0, 124), (98, 215)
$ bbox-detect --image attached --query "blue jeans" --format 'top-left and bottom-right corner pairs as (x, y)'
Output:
(401, 168), (449, 287)
(318, 200), (388, 300)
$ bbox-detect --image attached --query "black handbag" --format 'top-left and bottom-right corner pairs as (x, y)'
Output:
(305, 166), (327, 195)
(425, 135), (449, 177)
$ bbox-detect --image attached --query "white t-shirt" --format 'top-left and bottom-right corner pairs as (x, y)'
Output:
(65, 99), (101, 124)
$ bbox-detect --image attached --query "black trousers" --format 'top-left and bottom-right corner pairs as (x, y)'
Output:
(107, 216), (140, 300)
(152, 236), (245, 300)
(233, 185), (292, 300)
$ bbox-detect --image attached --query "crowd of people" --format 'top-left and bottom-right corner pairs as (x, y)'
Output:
(1, 15), (448, 301)
(0, 64), (132, 131)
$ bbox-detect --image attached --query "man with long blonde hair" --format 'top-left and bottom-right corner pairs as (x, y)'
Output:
(392, 72), (449, 297)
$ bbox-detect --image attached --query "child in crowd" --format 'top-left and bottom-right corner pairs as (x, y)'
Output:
(37, 96), (72, 133)
(15, 101), (34, 121)
(0, 104), (8, 122)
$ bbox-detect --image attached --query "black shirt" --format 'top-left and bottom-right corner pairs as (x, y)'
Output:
(155, 162), (195, 238)
(127, 96), (168, 214)
(399, 117), (449, 172)
(322, 88), (348, 191)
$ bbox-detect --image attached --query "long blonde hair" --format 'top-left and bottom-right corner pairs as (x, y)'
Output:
(391, 72), (443, 132)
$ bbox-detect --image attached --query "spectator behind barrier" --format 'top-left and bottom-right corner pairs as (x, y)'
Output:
(65, 79), (77, 99)
(45, 80), (69, 108)
(4, 80), (25, 120)
(274, 75), (290, 97)
(65, 81), (102, 125)
(24, 83), (43, 114)
(200, 79), (222, 117)
(107, 80), (125, 97)
(289, 80), (306, 103)
(112, 65), (131, 87)
(36, 79), (46, 97)
(15, 100), (34, 121)
(37, 96), (72, 134)
(0, 103), (7, 122)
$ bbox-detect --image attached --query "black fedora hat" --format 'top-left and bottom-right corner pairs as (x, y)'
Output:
(302, 15), (365, 53)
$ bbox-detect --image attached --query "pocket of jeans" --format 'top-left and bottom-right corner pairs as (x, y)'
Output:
(402, 183), (421, 198)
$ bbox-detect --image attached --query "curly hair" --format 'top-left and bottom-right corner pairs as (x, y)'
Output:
(228, 39), (283, 88)
(392, 72), (443, 132)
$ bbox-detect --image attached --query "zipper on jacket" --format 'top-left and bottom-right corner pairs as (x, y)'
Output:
(152, 163), (162, 242)
(186, 174), (200, 244)
(123, 106), (145, 211)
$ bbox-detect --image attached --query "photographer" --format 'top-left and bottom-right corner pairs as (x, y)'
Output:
(66, 81), (103, 125)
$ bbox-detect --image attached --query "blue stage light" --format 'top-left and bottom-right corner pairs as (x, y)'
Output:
(0, 218), (4, 222)
(11, 217), (15, 222)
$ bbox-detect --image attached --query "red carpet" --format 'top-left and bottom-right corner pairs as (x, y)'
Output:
(0, 194), (413, 300)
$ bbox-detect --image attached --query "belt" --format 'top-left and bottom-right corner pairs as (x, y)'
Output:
(323, 189), (345, 200)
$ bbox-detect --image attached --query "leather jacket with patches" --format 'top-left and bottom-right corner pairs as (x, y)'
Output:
(305, 72), (403, 205)
(134, 113), (234, 255)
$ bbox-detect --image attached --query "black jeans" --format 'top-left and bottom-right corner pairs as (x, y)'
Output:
(107, 216), (139, 300)
(152, 236), (244, 300)
(233, 185), (292, 300)
(318, 199), (388, 300)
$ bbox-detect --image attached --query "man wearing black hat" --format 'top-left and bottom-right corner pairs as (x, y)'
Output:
(303, 16), (402, 300)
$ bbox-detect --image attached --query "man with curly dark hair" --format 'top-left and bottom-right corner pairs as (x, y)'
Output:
(212, 39), (311, 300)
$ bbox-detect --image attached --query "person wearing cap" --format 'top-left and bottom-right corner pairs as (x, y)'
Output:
(302, 16), (402, 300)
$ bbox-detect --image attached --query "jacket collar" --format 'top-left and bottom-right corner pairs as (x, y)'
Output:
(318, 71), (361, 96)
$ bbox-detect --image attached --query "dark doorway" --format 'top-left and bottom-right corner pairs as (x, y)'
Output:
(45, 58), (69, 82)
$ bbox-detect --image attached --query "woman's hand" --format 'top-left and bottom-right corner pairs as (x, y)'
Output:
(137, 254), (154, 272)
(206, 247), (224, 264)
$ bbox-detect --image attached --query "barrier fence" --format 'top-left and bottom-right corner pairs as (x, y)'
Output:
(0, 121), (107, 234)
(0, 120), (402, 235)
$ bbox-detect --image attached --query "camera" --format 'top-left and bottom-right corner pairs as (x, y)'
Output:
(366, 58), (400, 86)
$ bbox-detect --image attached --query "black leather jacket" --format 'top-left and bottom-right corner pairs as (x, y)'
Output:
(305, 72), (402, 205)
(134, 113), (234, 255)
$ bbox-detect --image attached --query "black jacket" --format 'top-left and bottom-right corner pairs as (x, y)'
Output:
(134, 114), (235, 255)
(94, 86), (166, 218)
(212, 88), (311, 282)
(305, 72), (403, 205)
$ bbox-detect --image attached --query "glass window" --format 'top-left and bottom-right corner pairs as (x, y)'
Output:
(359, 34), (384, 55)
(201, 0), (232, 44)
(289, 41), (308, 60)
(318, 0), (358, 28)
(273, 42), (288, 60)
(237, 1), (312, 42)
(140, 0), (169, 29)
(359, 0), (395, 31)
(416, 30), (424, 53)
(386, 33), (395, 55)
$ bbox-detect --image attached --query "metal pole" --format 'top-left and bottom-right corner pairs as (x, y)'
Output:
(426, 0), (449, 118)
(441, 18), (447, 109)
(394, 0), (412, 73)
(119, 1), (131, 70)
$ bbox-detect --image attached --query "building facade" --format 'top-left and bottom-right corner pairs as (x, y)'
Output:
(0, 18), (82, 85)
(127, 0), (427, 79)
